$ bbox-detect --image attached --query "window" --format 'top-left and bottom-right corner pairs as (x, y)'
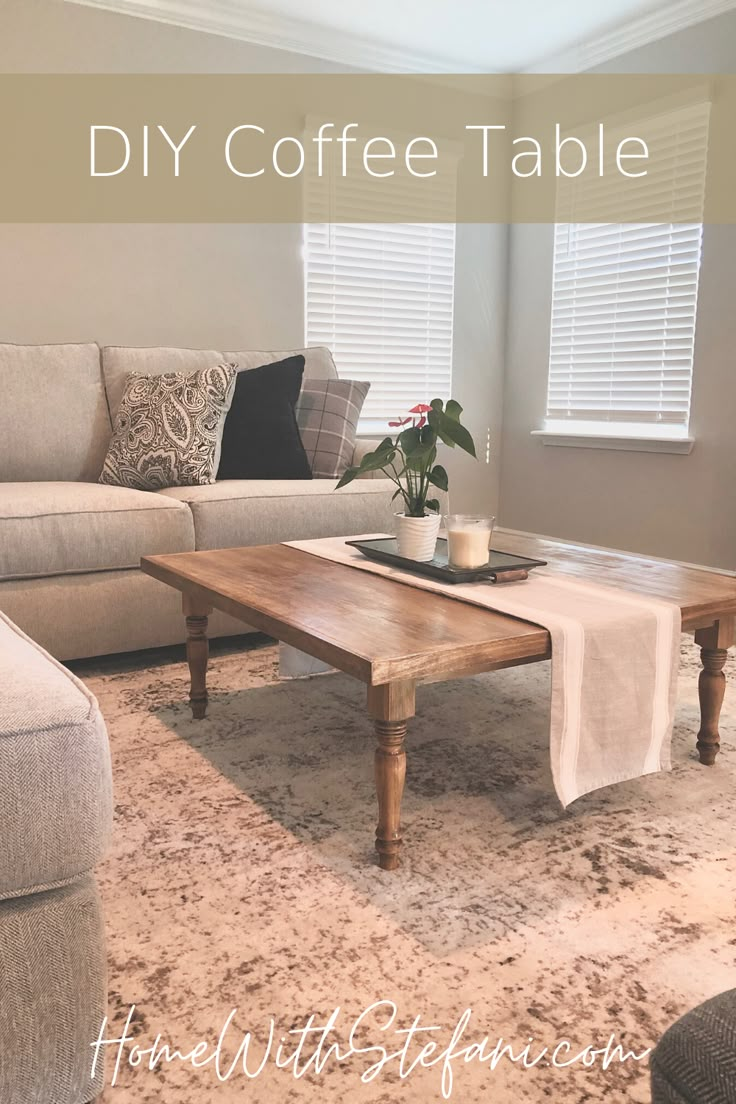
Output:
(304, 222), (456, 433)
(545, 220), (703, 437)
(539, 101), (709, 450)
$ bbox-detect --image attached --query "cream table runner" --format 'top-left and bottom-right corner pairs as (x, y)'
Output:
(281, 535), (682, 807)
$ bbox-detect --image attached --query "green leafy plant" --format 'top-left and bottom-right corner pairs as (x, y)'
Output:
(336, 399), (476, 517)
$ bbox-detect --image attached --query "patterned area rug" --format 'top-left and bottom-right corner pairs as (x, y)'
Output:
(75, 635), (736, 1104)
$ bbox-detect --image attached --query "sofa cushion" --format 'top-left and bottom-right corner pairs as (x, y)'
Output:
(102, 346), (223, 420)
(102, 346), (339, 422)
(0, 482), (194, 581)
(0, 612), (112, 898)
(223, 346), (338, 380)
(0, 343), (111, 483)
(159, 478), (394, 550)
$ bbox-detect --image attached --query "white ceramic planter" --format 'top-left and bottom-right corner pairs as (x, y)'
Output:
(394, 512), (441, 562)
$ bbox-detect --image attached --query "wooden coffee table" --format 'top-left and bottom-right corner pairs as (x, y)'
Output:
(142, 531), (736, 870)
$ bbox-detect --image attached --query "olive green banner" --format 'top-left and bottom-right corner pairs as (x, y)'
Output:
(1, 74), (733, 221)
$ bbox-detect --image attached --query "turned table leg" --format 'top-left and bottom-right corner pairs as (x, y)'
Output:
(183, 596), (212, 720)
(367, 681), (415, 871)
(695, 620), (734, 765)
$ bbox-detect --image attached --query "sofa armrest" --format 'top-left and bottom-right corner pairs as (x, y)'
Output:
(350, 437), (389, 479)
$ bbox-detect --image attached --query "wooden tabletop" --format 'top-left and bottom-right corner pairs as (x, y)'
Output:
(495, 531), (736, 624)
(141, 530), (736, 686)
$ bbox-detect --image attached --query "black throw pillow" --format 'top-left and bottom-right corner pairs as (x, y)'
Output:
(217, 355), (312, 480)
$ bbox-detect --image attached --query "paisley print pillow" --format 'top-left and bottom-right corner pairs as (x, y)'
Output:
(99, 363), (237, 490)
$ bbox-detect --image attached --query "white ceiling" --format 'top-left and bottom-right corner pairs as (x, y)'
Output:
(69, 0), (736, 71)
(234, 0), (699, 70)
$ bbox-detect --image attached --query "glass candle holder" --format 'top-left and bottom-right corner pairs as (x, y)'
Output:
(444, 514), (495, 569)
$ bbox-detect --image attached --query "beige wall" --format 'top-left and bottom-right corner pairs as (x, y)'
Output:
(0, 0), (506, 516)
(0, 222), (306, 350)
(450, 223), (507, 515)
(0, 0), (337, 402)
(500, 223), (736, 568)
(499, 12), (736, 569)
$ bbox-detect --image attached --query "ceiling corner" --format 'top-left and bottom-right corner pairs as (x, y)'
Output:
(525, 0), (736, 73)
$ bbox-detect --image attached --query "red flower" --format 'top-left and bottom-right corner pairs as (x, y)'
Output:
(388, 416), (412, 427)
(410, 403), (432, 414)
(416, 415), (427, 428)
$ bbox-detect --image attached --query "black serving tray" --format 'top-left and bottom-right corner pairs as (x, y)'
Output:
(345, 537), (547, 584)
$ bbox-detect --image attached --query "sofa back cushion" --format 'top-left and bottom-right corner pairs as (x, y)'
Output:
(102, 346), (339, 422)
(223, 347), (338, 380)
(102, 346), (224, 421)
(0, 343), (111, 483)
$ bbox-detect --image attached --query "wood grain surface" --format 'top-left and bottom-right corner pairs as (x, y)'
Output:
(142, 531), (736, 686)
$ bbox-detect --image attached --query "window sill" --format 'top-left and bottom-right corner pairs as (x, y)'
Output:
(531, 429), (694, 455)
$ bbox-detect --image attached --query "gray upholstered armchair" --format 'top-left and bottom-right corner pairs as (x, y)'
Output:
(651, 989), (736, 1103)
(0, 612), (112, 1103)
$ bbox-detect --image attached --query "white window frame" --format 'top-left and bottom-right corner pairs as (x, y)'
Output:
(535, 100), (709, 455)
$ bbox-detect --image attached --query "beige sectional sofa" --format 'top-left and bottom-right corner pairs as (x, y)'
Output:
(0, 342), (394, 660)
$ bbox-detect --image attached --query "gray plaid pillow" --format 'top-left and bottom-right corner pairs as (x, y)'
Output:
(295, 379), (370, 478)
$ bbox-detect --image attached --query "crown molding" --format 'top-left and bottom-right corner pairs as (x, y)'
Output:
(525, 0), (736, 72)
(66, 0), (736, 74)
(64, 0), (479, 73)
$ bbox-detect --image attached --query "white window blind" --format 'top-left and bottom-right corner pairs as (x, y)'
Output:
(305, 222), (456, 430)
(301, 116), (458, 432)
(546, 102), (709, 436)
